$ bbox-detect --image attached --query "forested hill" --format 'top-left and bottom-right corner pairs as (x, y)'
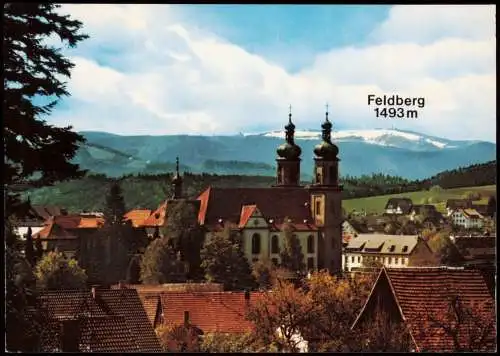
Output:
(23, 160), (497, 213)
(423, 160), (496, 189)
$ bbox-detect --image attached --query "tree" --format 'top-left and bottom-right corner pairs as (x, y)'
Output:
(427, 232), (463, 266)
(355, 311), (412, 352)
(462, 191), (481, 201)
(303, 271), (375, 351)
(415, 296), (496, 352)
(6, 219), (45, 352)
(25, 226), (35, 267)
(126, 254), (141, 284)
(200, 332), (259, 352)
(486, 196), (496, 218)
(279, 219), (305, 273)
(35, 251), (87, 290)
(161, 200), (205, 281)
(35, 236), (44, 263)
(140, 237), (186, 284)
(200, 226), (256, 291)
(103, 181), (127, 225)
(247, 280), (313, 352)
(156, 323), (202, 352)
(3, 3), (88, 217)
(252, 255), (275, 290)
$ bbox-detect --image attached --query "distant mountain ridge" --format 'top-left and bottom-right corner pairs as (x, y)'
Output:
(74, 129), (496, 180)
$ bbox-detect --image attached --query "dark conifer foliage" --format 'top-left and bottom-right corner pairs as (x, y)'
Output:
(24, 227), (35, 267)
(3, 3), (88, 216)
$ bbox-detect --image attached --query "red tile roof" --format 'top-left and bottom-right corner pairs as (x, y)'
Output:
(196, 187), (312, 226)
(34, 222), (77, 240)
(124, 209), (152, 227)
(39, 289), (162, 352)
(354, 267), (496, 352)
(160, 291), (266, 334)
(238, 205), (258, 228)
(142, 201), (168, 227)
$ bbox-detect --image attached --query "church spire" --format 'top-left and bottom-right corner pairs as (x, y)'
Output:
(322, 103), (333, 143)
(171, 156), (183, 199)
(285, 104), (296, 144)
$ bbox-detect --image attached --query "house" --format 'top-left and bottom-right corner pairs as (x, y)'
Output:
(136, 111), (344, 273)
(124, 209), (152, 228)
(450, 208), (484, 229)
(33, 214), (105, 258)
(343, 234), (437, 271)
(446, 199), (472, 216)
(12, 204), (67, 239)
(351, 267), (496, 352)
(451, 236), (496, 296)
(409, 204), (440, 221)
(110, 282), (225, 327)
(384, 198), (413, 215)
(342, 219), (371, 243)
(37, 287), (162, 352)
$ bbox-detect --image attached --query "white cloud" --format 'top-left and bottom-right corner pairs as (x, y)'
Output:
(51, 4), (496, 142)
(371, 5), (496, 44)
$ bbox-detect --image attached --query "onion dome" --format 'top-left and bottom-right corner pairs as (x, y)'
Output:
(314, 109), (339, 159)
(277, 110), (302, 160)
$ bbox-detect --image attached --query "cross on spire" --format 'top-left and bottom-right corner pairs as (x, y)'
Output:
(325, 102), (330, 121)
(288, 104), (292, 121)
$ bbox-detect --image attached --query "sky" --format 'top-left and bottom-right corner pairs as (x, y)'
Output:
(47, 4), (496, 142)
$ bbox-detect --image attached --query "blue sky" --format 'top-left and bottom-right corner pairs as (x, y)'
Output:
(48, 4), (495, 141)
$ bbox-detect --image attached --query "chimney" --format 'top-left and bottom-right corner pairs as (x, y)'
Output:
(91, 285), (100, 299)
(244, 290), (250, 305)
(60, 319), (80, 352)
(183, 311), (190, 327)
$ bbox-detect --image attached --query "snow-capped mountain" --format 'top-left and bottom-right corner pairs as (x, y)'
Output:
(244, 128), (481, 151)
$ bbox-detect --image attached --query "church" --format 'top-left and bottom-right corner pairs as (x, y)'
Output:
(142, 108), (343, 274)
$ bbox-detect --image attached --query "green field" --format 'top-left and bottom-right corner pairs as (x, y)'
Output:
(342, 185), (496, 215)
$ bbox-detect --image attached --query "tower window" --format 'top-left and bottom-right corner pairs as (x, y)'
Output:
(272, 258), (278, 266)
(307, 257), (314, 270)
(252, 233), (261, 254)
(315, 201), (321, 216)
(271, 235), (279, 254)
(307, 235), (315, 254)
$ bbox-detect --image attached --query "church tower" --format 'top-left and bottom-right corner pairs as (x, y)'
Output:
(171, 156), (183, 199)
(308, 105), (343, 273)
(275, 106), (302, 187)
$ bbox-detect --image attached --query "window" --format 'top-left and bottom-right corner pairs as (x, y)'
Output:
(389, 245), (396, 252)
(315, 200), (321, 216)
(351, 256), (355, 263)
(251, 233), (261, 254)
(389, 257), (393, 264)
(307, 235), (315, 254)
(272, 258), (278, 266)
(357, 256), (361, 263)
(252, 258), (258, 263)
(307, 257), (314, 270)
(403, 258), (408, 265)
(402, 246), (408, 253)
(395, 257), (399, 265)
(271, 235), (279, 254)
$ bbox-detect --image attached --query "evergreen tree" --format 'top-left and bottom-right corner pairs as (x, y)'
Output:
(161, 200), (205, 281)
(126, 254), (142, 284)
(24, 227), (35, 267)
(487, 196), (496, 218)
(104, 181), (127, 225)
(35, 236), (44, 263)
(140, 238), (186, 284)
(4, 5), (87, 350)
(3, 3), (88, 218)
(201, 226), (256, 291)
(279, 220), (305, 273)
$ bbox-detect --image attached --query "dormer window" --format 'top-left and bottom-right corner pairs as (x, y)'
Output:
(402, 246), (408, 253)
(389, 245), (396, 252)
(253, 219), (259, 226)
